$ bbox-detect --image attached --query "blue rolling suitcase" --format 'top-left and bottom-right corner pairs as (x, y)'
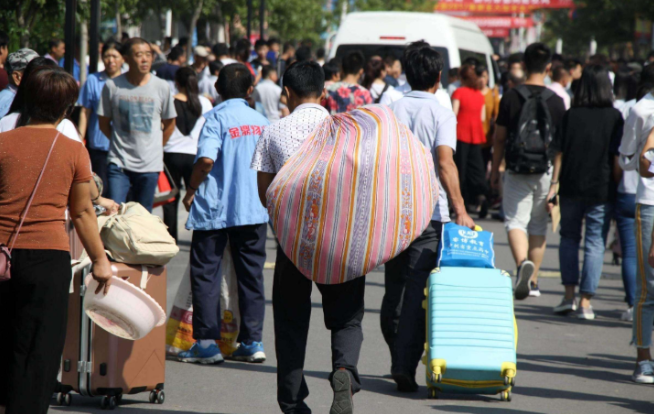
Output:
(423, 267), (517, 401)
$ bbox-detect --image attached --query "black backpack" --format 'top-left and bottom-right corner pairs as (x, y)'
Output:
(506, 85), (555, 174)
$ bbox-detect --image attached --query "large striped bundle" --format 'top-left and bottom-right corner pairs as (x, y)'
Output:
(266, 105), (439, 284)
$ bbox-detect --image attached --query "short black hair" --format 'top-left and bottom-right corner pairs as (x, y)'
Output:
(508, 53), (523, 66)
(209, 60), (224, 76)
(551, 63), (568, 83)
(405, 46), (443, 91)
(235, 44), (250, 62)
(0, 31), (8, 48)
(323, 61), (340, 81)
(283, 61), (324, 99)
(283, 42), (295, 53)
(49, 39), (64, 50)
(448, 67), (459, 78)
(316, 47), (325, 59)
(121, 37), (151, 56)
(102, 39), (122, 57)
(255, 39), (268, 50)
(523, 43), (551, 74)
(217, 63), (253, 100)
(295, 46), (312, 63)
(573, 64), (614, 108)
(342, 50), (365, 76)
(262, 64), (276, 80)
(565, 58), (582, 71)
(268, 37), (280, 46)
(212, 43), (229, 57)
(462, 57), (480, 67)
(383, 54), (398, 67)
(168, 45), (184, 62)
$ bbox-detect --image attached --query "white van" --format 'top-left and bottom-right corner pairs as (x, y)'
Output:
(328, 11), (496, 88)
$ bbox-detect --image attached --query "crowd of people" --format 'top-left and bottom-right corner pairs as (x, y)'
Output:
(1, 28), (654, 414)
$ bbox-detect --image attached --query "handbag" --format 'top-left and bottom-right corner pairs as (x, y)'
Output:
(97, 202), (179, 266)
(0, 132), (61, 282)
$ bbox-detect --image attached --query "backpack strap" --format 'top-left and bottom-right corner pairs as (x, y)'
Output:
(374, 83), (391, 104)
(515, 84), (532, 101)
(539, 87), (556, 101)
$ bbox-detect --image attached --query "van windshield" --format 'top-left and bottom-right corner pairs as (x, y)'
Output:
(334, 44), (451, 87)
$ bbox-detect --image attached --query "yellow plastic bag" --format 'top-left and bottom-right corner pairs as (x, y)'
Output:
(166, 246), (240, 356)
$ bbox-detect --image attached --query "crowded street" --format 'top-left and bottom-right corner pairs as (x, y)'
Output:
(48, 208), (652, 414)
(2, 2), (654, 414)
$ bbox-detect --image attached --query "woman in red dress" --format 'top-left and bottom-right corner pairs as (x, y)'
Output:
(452, 63), (488, 218)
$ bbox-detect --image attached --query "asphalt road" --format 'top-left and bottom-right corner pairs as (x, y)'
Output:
(51, 207), (653, 414)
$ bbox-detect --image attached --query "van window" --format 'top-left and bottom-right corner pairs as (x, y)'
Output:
(335, 44), (452, 87)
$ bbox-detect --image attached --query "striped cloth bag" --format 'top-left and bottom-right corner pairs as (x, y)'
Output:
(266, 105), (439, 284)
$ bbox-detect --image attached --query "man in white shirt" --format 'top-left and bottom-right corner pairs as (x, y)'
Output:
(379, 41), (452, 111)
(547, 64), (571, 110)
(618, 65), (654, 384)
(384, 43), (474, 393)
(254, 65), (282, 122)
(251, 61), (361, 414)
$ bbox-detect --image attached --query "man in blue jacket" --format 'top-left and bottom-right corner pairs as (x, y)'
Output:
(178, 63), (270, 365)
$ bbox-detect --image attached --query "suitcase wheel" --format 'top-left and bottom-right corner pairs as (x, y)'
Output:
(56, 392), (72, 407)
(429, 372), (443, 383)
(504, 376), (516, 387)
(500, 390), (512, 402)
(100, 395), (117, 410)
(428, 388), (439, 399)
(150, 389), (165, 405)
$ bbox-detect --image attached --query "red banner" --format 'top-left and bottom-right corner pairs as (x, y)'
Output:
(463, 16), (534, 29)
(481, 28), (511, 37)
(436, 0), (575, 14)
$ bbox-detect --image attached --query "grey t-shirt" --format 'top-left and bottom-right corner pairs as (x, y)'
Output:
(97, 74), (176, 172)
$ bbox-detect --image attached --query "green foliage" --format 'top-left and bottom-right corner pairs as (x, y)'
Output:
(542, 0), (654, 57)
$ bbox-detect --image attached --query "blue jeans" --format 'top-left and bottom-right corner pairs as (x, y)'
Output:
(107, 163), (159, 212)
(615, 192), (637, 306)
(634, 204), (654, 348)
(559, 197), (611, 296)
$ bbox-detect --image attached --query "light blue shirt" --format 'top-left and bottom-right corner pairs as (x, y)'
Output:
(78, 72), (110, 151)
(186, 98), (270, 230)
(0, 86), (17, 118)
(390, 90), (457, 223)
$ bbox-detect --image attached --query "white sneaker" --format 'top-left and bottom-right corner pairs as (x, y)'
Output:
(632, 360), (654, 384)
(528, 282), (541, 297)
(621, 307), (634, 322)
(553, 298), (577, 315)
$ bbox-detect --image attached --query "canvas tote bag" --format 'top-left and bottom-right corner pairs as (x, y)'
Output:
(266, 105), (439, 284)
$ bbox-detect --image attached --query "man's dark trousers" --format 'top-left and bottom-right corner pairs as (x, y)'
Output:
(380, 221), (442, 378)
(190, 223), (267, 342)
(273, 246), (365, 413)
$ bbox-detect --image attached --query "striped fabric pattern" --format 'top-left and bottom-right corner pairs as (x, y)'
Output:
(266, 105), (439, 284)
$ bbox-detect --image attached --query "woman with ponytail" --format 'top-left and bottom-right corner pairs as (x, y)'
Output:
(163, 66), (213, 241)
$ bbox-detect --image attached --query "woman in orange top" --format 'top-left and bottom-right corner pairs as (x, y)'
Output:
(0, 67), (112, 414)
(452, 63), (488, 218)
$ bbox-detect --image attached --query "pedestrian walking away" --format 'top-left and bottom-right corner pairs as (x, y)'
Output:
(163, 66), (213, 241)
(385, 43), (475, 393)
(324, 50), (372, 114)
(491, 43), (566, 300)
(179, 63), (269, 367)
(97, 38), (177, 212)
(452, 62), (488, 218)
(617, 63), (654, 384)
(252, 61), (361, 414)
(548, 64), (624, 320)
